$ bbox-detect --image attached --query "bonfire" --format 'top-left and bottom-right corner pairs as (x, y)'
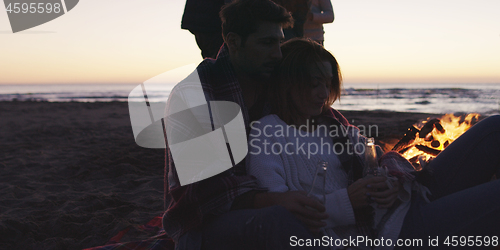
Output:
(392, 113), (480, 170)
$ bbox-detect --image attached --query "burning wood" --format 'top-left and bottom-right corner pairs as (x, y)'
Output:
(435, 122), (445, 133)
(415, 145), (441, 156)
(392, 113), (480, 169)
(392, 126), (419, 152)
(424, 134), (433, 141)
(398, 146), (412, 155)
(419, 118), (440, 138)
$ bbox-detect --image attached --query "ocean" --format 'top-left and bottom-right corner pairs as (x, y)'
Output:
(1, 83), (499, 115)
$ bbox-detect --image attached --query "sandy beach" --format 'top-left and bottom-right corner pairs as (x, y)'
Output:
(0, 101), (442, 249)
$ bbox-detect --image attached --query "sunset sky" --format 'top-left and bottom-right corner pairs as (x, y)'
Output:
(1, 0), (499, 85)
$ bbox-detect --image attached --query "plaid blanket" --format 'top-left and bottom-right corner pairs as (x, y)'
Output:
(83, 216), (174, 250)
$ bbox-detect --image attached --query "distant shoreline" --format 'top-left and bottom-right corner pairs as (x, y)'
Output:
(1, 83), (498, 115)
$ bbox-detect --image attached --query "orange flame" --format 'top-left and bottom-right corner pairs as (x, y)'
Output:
(401, 113), (480, 167)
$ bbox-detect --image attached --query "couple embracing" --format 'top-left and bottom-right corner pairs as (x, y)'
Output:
(163, 0), (500, 249)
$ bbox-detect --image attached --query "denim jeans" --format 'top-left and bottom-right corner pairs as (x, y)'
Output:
(398, 115), (500, 249)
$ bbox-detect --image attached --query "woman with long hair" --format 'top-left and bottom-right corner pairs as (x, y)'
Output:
(246, 38), (500, 249)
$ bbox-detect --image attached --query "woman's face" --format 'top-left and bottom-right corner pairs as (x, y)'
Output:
(291, 61), (333, 121)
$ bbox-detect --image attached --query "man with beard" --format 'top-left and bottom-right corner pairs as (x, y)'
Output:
(163, 0), (329, 249)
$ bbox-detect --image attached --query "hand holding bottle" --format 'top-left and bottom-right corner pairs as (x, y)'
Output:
(347, 176), (387, 209)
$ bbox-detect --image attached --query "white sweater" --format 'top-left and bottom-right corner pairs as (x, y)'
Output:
(247, 115), (363, 249)
(246, 115), (411, 250)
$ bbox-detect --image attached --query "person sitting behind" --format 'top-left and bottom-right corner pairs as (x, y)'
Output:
(304, 0), (334, 45)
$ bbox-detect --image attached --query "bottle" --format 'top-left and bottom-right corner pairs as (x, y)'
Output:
(363, 137), (380, 177)
(307, 160), (328, 204)
(363, 138), (392, 189)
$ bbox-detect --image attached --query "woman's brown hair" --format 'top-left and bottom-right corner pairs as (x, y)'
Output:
(271, 38), (342, 125)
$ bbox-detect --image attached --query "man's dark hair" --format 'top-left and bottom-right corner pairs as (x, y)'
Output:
(220, 0), (293, 46)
